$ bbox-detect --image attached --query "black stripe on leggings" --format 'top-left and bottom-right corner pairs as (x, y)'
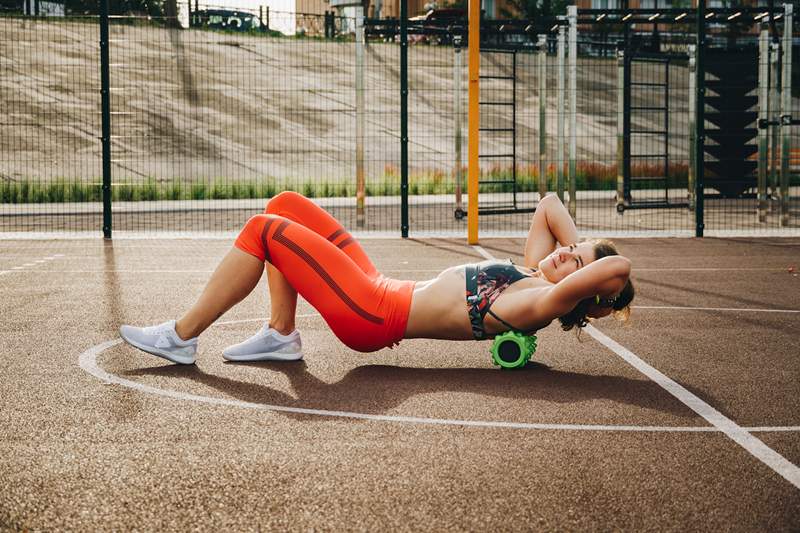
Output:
(273, 222), (384, 325)
(336, 236), (355, 250)
(327, 228), (346, 243)
(260, 217), (277, 263)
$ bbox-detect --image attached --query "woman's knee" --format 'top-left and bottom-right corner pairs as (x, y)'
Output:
(238, 214), (286, 254)
(235, 214), (279, 262)
(539, 193), (564, 211)
(264, 191), (304, 214)
(242, 213), (280, 232)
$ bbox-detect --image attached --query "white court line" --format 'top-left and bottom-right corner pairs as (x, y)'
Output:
(18, 262), (792, 314)
(0, 254), (63, 277)
(77, 338), (799, 434)
(636, 267), (793, 271)
(585, 326), (800, 489)
(4, 266), (795, 274)
(472, 244), (800, 489)
(216, 315), (319, 326)
(6, 229), (800, 240)
(635, 306), (800, 314)
(0, 268), (416, 274)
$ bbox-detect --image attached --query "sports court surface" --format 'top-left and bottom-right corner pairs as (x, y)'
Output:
(1, 235), (799, 530)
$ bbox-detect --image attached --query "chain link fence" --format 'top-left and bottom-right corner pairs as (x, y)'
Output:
(1, 7), (798, 236)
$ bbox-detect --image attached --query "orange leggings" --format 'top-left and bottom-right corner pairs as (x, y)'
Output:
(234, 191), (415, 352)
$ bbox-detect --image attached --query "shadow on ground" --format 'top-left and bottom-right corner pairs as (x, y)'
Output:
(125, 361), (703, 422)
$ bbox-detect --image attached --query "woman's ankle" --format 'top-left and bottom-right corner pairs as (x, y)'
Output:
(174, 319), (199, 341)
(269, 322), (295, 336)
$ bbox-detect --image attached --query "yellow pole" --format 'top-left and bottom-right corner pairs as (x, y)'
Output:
(467, 0), (480, 244)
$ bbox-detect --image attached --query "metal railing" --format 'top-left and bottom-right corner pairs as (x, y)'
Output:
(1, 4), (798, 237)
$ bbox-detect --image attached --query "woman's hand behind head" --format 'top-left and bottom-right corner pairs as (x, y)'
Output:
(561, 257), (635, 330)
(535, 254), (632, 332)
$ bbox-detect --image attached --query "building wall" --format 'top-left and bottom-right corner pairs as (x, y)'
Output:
(374, 0), (516, 19)
(575, 0), (763, 8)
(365, 0), (768, 29)
(378, 0), (428, 18)
(297, 0), (329, 15)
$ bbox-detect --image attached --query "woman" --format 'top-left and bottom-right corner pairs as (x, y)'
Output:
(120, 192), (634, 365)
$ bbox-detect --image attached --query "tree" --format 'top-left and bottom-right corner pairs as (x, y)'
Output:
(498, 0), (569, 19)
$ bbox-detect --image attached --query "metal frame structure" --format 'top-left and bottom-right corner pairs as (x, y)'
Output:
(368, 4), (793, 238)
(12, 2), (794, 239)
(474, 47), (531, 217)
(616, 49), (688, 212)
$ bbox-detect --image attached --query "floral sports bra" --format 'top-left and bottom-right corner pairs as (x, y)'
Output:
(464, 260), (536, 341)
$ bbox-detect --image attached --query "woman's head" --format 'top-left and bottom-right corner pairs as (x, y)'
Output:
(557, 239), (635, 331)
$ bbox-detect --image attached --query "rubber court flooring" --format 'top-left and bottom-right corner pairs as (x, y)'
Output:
(1, 236), (799, 530)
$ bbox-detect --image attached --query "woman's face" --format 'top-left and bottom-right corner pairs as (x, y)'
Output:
(538, 242), (596, 283)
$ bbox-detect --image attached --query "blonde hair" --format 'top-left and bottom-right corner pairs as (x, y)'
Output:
(558, 239), (634, 332)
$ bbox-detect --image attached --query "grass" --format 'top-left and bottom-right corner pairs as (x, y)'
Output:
(2, 164), (796, 204)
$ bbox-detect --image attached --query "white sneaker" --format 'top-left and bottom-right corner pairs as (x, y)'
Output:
(119, 320), (198, 365)
(223, 324), (303, 362)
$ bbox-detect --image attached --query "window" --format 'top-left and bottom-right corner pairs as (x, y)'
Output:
(639, 0), (674, 8)
(591, 0), (621, 9)
(482, 0), (494, 19)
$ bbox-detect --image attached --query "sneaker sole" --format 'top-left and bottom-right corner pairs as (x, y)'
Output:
(222, 351), (303, 362)
(120, 330), (196, 365)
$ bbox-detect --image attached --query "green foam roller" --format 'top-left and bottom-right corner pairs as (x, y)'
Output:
(491, 331), (537, 370)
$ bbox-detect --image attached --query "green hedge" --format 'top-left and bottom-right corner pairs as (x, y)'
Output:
(2, 167), (797, 204)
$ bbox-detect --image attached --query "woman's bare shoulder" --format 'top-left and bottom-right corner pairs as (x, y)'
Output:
(439, 263), (470, 277)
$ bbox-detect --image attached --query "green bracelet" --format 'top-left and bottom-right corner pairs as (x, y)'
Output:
(491, 331), (537, 370)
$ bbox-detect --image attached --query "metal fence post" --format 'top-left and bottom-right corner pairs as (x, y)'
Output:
(400, 0), (408, 237)
(355, 6), (366, 228)
(616, 41), (625, 212)
(567, 6), (577, 219)
(454, 34), (464, 217)
(758, 23), (769, 223)
(538, 34), (547, 200)
(780, 3), (793, 226)
(556, 21), (565, 202)
(687, 44), (696, 211)
(770, 38), (780, 202)
(100, 0), (112, 238)
(695, 0), (706, 237)
(467, 0), (480, 244)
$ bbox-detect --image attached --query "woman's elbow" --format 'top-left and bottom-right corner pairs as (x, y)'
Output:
(614, 256), (632, 278)
(595, 254), (631, 278)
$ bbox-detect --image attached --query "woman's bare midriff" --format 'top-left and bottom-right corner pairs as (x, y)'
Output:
(403, 263), (550, 340)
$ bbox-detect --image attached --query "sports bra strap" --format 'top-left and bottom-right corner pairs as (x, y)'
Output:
(486, 309), (536, 337)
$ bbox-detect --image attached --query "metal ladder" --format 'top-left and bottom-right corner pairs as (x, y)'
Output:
(619, 53), (687, 211)
(477, 48), (535, 216)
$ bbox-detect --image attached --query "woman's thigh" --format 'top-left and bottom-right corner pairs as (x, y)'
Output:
(264, 191), (378, 279)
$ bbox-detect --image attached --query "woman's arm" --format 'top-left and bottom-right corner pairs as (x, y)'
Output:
(532, 255), (631, 323)
(523, 194), (579, 267)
